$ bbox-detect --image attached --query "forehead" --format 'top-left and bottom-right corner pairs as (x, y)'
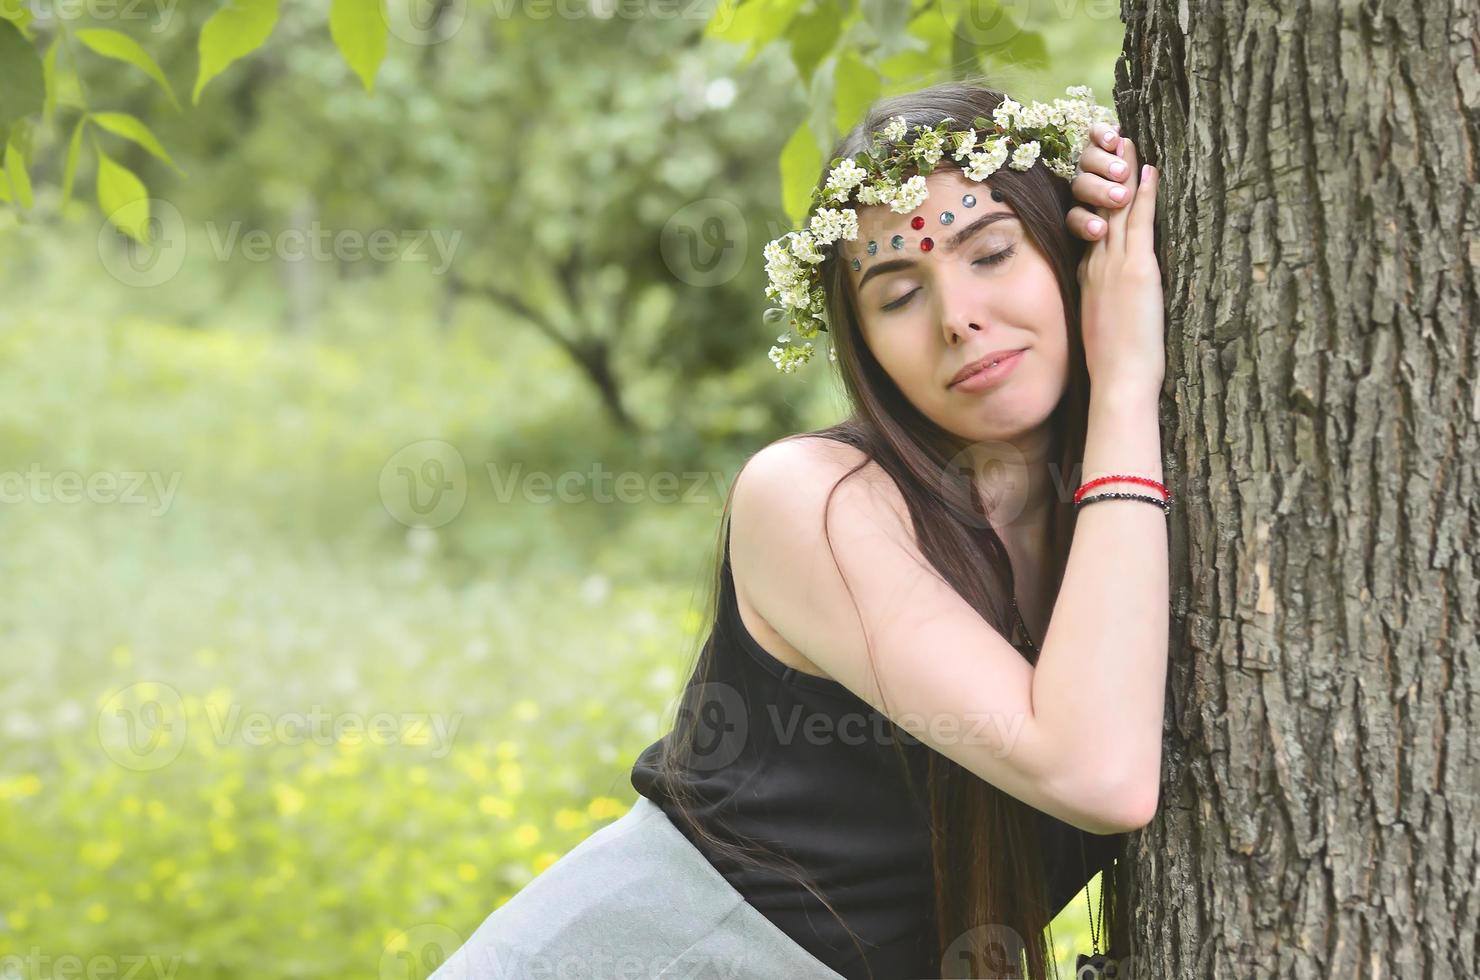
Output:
(840, 169), (1016, 264)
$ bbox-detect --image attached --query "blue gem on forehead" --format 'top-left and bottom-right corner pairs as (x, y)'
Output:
(890, 234), (905, 249)
(940, 211), (955, 225)
(866, 240), (878, 255)
(991, 188), (1006, 202)
(851, 258), (861, 271)
(962, 193), (977, 208)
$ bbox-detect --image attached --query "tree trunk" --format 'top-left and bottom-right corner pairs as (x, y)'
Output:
(1121, 1), (1480, 975)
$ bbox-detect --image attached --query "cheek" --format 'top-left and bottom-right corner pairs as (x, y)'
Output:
(864, 322), (938, 393)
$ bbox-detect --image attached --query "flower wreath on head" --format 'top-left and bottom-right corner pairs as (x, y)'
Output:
(763, 85), (1119, 374)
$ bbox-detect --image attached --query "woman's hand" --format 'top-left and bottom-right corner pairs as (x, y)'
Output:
(1075, 134), (1165, 398)
(1067, 122), (1132, 242)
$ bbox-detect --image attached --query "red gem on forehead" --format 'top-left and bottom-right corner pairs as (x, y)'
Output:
(910, 215), (925, 230)
(920, 237), (934, 252)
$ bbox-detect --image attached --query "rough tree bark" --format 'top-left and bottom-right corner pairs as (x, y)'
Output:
(1119, 1), (1479, 975)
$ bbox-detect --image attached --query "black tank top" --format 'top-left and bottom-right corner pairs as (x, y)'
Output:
(631, 524), (1118, 979)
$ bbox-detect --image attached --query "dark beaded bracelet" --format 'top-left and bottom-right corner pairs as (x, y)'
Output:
(1074, 491), (1171, 515)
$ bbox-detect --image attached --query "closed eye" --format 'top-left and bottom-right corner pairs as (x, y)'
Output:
(879, 245), (1018, 312)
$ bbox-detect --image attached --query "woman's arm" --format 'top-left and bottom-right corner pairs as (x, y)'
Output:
(731, 426), (1168, 835)
(1029, 388), (1168, 830)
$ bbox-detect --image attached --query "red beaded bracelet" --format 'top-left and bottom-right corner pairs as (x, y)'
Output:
(1074, 474), (1171, 504)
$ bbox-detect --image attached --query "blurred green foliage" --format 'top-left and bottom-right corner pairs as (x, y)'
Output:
(0, 0), (1122, 976)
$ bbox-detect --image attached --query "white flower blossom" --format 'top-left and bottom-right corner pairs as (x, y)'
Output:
(769, 340), (815, 373)
(856, 182), (890, 206)
(764, 244), (804, 291)
(1009, 140), (1041, 170)
(1045, 156), (1078, 181)
(964, 137), (1010, 181)
(787, 230), (825, 264)
(992, 98), (1021, 130)
(880, 115), (908, 142)
(952, 127), (978, 162)
(888, 175), (928, 214)
(808, 208), (859, 245)
(824, 157), (868, 203)
(778, 282), (811, 310)
(763, 239), (794, 270)
(1014, 103), (1051, 130)
(912, 129), (945, 167)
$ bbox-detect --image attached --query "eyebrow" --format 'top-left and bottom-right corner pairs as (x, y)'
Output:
(855, 212), (1020, 293)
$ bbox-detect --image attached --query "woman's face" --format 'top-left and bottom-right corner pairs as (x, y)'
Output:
(842, 168), (1070, 444)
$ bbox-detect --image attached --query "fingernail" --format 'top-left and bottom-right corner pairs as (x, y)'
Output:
(1109, 186), (1128, 203)
(1141, 164), (1151, 182)
(1088, 218), (1105, 235)
(1109, 160), (1126, 177)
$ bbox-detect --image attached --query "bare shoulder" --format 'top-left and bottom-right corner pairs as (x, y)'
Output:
(732, 434), (912, 536)
(727, 434), (926, 700)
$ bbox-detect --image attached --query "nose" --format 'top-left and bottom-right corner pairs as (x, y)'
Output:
(935, 259), (994, 347)
(943, 318), (983, 345)
(939, 277), (986, 346)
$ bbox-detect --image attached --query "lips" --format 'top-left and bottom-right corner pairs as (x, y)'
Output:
(949, 349), (1027, 388)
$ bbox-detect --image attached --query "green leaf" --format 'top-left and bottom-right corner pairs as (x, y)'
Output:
(330, 0), (388, 93)
(60, 114), (86, 208)
(859, 0), (912, 57)
(833, 50), (880, 134)
(0, 20), (44, 126)
(948, 0), (1049, 71)
(42, 37), (59, 122)
(780, 117), (822, 228)
(4, 134), (31, 208)
(950, 19), (978, 79)
(706, 0), (802, 63)
(75, 28), (180, 110)
(786, 0), (843, 87)
(1002, 29), (1049, 69)
(89, 111), (185, 175)
(193, 0), (280, 105)
(0, 0), (32, 32)
(95, 143), (150, 243)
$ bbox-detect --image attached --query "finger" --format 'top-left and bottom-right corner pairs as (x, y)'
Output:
(1127, 163), (1159, 249)
(1065, 203), (1109, 242)
(1104, 136), (1140, 252)
(1078, 144), (1131, 186)
(1090, 121), (1121, 154)
(1070, 169), (1133, 211)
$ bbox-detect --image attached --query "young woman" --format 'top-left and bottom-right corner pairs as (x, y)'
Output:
(433, 80), (1167, 980)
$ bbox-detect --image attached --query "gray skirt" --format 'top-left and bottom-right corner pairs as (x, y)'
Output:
(431, 795), (848, 980)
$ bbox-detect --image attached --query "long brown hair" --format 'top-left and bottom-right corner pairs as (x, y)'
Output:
(652, 78), (1129, 979)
